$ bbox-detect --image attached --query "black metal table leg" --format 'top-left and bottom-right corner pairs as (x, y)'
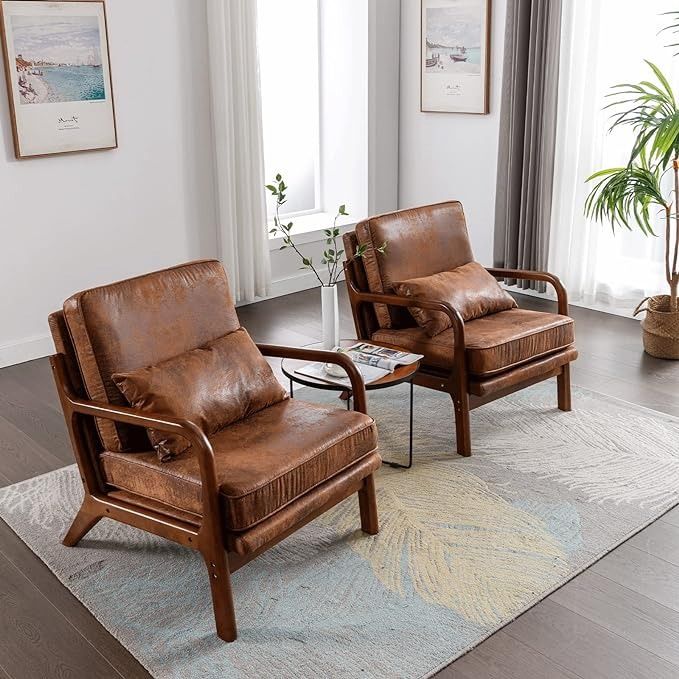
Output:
(383, 379), (414, 470)
(289, 378), (294, 398)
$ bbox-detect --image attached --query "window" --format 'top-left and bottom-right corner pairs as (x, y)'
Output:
(258, 0), (320, 218)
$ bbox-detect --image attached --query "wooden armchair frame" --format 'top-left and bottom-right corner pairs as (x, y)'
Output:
(344, 263), (574, 457)
(52, 344), (377, 642)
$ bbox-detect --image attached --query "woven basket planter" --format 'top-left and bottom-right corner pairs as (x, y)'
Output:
(633, 295), (679, 359)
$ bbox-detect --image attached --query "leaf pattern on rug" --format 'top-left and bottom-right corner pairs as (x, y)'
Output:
(321, 463), (571, 627)
(480, 408), (679, 510)
(0, 467), (82, 531)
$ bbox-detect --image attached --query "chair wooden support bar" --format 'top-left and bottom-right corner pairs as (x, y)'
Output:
(51, 342), (377, 643)
(487, 268), (572, 412)
(344, 265), (573, 457)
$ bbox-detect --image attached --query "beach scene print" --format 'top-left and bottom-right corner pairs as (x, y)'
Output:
(425, 1), (483, 75)
(11, 15), (105, 105)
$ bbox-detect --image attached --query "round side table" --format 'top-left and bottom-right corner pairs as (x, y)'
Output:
(281, 340), (420, 469)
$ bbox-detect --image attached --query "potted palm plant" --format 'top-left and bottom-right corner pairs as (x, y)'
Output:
(585, 56), (679, 358)
(266, 174), (386, 349)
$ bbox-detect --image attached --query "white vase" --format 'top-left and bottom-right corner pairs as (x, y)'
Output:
(321, 284), (340, 350)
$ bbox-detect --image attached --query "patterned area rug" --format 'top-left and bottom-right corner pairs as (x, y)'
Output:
(1, 383), (679, 679)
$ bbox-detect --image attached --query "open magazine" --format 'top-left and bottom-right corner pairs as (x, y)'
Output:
(294, 343), (423, 388)
(345, 342), (422, 372)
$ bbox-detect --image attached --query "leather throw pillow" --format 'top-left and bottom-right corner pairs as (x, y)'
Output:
(393, 262), (517, 337)
(112, 327), (287, 461)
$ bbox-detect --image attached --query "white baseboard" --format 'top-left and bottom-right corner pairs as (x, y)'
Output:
(239, 270), (346, 306)
(267, 270), (324, 299)
(0, 334), (54, 369)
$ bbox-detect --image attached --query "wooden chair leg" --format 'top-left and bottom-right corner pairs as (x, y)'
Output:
(201, 547), (237, 642)
(358, 474), (379, 535)
(452, 392), (472, 457)
(62, 496), (102, 547)
(557, 364), (572, 412)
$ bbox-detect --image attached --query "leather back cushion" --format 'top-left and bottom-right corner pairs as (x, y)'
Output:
(63, 260), (240, 452)
(355, 202), (474, 328)
(393, 262), (518, 337)
(49, 310), (86, 398)
(112, 328), (288, 460)
(342, 231), (379, 337)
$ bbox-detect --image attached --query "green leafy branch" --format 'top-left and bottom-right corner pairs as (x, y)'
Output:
(266, 173), (387, 287)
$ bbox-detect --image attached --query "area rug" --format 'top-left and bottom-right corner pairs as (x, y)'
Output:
(1, 383), (679, 679)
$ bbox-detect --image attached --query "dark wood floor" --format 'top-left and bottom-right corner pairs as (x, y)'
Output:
(1, 288), (678, 679)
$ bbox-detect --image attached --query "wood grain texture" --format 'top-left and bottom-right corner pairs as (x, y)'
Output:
(661, 505), (679, 527)
(438, 630), (581, 679)
(505, 599), (679, 679)
(0, 521), (148, 679)
(590, 542), (679, 611)
(0, 287), (678, 678)
(549, 569), (679, 666)
(628, 518), (679, 566)
(0, 550), (125, 679)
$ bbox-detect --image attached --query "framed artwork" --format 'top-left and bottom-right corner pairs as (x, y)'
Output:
(0, 0), (116, 159)
(421, 0), (491, 114)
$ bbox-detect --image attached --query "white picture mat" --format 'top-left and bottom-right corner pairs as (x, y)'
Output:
(1, 0), (116, 157)
(420, 0), (490, 114)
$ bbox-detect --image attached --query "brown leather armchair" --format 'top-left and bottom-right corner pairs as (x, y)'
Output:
(48, 260), (380, 642)
(343, 201), (577, 457)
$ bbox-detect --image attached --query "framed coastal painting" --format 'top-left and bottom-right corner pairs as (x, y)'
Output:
(421, 0), (491, 114)
(0, 0), (116, 158)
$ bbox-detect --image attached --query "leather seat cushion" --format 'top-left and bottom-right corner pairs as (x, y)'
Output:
(99, 399), (378, 531)
(372, 309), (575, 376)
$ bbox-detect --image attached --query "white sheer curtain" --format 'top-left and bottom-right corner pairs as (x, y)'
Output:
(549, 0), (679, 316)
(206, 0), (271, 303)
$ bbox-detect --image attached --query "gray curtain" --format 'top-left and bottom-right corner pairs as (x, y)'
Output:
(494, 0), (563, 291)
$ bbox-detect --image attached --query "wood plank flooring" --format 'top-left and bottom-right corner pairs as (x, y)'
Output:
(1, 287), (678, 679)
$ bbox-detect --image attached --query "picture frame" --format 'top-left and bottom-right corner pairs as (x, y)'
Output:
(0, 0), (117, 159)
(420, 0), (491, 114)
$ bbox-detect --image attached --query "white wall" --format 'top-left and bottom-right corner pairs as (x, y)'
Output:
(0, 0), (217, 367)
(2, 0), (496, 366)
(398, 0), (506, 264)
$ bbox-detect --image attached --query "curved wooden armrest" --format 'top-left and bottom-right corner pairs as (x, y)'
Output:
(49, 354), (219, 519)
(486, 267), (569, 316)
(257, 344), (368, 414)
(344, 279), (466, 348)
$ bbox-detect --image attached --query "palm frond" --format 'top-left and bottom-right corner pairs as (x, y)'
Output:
(660, 11), (679, 53)
(585, 157), (666, 236)
(604, 62), (679, 167)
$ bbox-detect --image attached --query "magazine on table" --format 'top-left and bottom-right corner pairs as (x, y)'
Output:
(346, 342), (423, 372)
(294, 361), (390, 388)
(293, 342), (423, 388)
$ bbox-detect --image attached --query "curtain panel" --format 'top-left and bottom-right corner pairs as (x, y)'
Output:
(206, 0), (271, 304)
(548, 0), (677, 317)
(494, 0), (563, 292)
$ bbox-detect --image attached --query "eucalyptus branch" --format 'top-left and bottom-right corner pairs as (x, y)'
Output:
(267, 174), (324, 287)
(266, 173), (388, 288)
(319, 207), (347, 287)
